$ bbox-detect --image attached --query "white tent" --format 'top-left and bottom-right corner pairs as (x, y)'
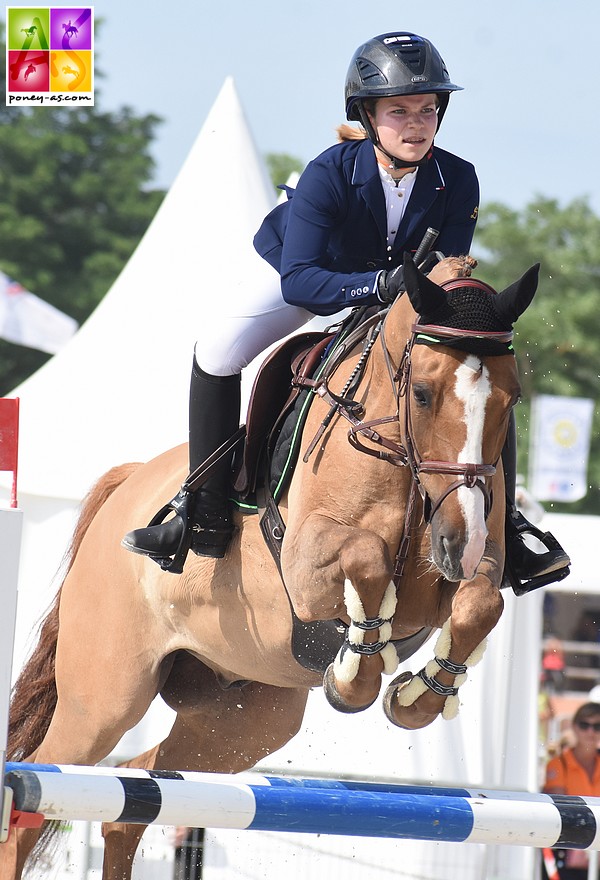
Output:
(11, 76), (276, 503)
(6, 77), (279, 678)
(2, 78), (578, 880)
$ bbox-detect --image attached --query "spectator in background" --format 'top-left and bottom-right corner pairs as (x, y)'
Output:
(542, 702), (600, 879)
(541, 636), (566, 694)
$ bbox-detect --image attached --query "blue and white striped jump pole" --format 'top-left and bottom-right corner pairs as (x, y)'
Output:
(5, 763), (600, 850)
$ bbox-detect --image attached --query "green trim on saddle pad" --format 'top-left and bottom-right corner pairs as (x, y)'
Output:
(231, 337), (337, 515)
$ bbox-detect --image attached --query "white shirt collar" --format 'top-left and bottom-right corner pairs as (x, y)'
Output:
(377, 165), (418, 190)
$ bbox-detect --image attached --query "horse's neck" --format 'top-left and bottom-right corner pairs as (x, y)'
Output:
(359, 294), (416, 398)
(387, 292), (418, 353)
(285, 299), (415, 527)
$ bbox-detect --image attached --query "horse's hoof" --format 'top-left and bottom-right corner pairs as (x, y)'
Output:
(322, 663), (377, 714)
(382, 670), (414, 728)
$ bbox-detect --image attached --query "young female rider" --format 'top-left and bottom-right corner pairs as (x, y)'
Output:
(122, 32), (569, 592)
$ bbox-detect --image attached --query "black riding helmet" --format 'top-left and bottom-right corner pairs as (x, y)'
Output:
(345, 32), (462, 168)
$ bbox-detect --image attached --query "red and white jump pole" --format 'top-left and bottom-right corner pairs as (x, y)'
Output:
(0, 398), (22, 843)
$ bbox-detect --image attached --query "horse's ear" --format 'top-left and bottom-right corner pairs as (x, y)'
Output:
(402, 253), (446, 315)
(494, 264), (540, 325)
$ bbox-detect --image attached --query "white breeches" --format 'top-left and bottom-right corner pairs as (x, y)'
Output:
(194, 260), (314, 377)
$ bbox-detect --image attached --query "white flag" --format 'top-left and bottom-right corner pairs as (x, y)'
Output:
(529, 394), (594, 502)
(0, 271), (78, 354)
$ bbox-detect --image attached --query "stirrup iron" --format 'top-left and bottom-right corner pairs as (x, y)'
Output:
(505, 523), (571, 596)
(138, 426), (246, 574)
(145, 489), (196, 575)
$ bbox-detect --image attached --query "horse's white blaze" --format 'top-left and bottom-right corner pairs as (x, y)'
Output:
(454, 355), (491, 578)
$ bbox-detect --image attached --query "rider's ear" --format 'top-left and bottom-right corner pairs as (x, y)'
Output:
(403, 253), (446, 317)
(494, 264), (540, 325)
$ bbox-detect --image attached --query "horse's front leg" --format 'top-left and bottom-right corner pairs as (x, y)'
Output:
(282, 515), (399, 713)
(384, 548), (504, 729)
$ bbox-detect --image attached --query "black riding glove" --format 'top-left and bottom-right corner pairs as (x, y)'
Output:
(377, 250), (448, 304)
(377, 266), (405, 304)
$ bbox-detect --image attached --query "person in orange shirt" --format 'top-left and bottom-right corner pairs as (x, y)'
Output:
(542, 702), (600, 879)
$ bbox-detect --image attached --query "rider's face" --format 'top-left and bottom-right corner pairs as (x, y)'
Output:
(369, 94), (438, 166)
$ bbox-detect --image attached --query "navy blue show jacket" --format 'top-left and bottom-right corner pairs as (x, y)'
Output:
(254, 138), (479, 316)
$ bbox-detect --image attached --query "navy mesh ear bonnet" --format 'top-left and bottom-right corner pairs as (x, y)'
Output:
(416, 279), (514, 356)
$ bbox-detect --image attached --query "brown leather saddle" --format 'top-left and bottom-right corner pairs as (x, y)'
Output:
(233, 330), (333, 501)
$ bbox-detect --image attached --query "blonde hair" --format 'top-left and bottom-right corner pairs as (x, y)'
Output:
(336, 123), (368, 143)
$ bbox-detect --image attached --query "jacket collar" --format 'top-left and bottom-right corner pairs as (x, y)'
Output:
(351, 141), (387, 242)
(351, 141), (445, 250)
(350, 139), (380, 186)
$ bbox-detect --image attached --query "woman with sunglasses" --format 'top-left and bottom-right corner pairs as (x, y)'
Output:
(542, 702), (600, 878)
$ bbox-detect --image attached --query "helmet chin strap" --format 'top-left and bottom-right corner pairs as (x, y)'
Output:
(357, 103), (433, 170)
(378, 143), (433, 170)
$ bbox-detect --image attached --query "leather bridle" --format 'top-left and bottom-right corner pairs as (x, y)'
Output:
(305, 311), (514, 527)
(396, 321), (512, 523)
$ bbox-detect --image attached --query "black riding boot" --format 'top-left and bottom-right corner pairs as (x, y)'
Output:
(122, 359), (241, 563)
(502, 411), (570, 595)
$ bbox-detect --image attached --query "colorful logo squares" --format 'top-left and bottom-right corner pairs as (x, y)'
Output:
(6, 7), (94, 106)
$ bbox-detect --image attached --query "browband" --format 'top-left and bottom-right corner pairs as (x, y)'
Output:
(441, 278), (499, 296)
(411, 322), (514, 345)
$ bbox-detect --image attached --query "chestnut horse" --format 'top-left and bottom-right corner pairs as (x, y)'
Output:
(2, 258), (538, 879)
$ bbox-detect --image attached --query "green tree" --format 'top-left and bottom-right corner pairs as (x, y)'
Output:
(265, 152), (304, 193)
(0, 24), (165, 392)
(474, 197), (600, 513)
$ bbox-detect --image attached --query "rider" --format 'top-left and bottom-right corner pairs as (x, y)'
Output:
(122, 31), (570, 592)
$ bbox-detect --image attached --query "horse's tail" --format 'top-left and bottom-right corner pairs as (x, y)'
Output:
(7, 462), (141, 762)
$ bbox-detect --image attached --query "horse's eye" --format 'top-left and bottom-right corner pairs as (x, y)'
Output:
(412, 384), (430, 408)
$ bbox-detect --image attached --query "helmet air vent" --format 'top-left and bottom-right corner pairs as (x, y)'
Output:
(356, 58), (387, 87)
(396, 45), (426, 76)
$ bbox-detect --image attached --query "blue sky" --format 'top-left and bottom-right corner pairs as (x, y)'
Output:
(6, 1), (599, 212)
